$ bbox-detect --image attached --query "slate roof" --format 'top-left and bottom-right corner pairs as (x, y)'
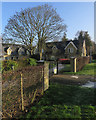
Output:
(72, 40), (79, 48)
(46, 40), (79, 54)
(2, 43), (27, 56)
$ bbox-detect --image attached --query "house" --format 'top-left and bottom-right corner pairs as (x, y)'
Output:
(0, 39), (87, 61)
(45, 40), (86, 60)
(1, 43), (30, 60)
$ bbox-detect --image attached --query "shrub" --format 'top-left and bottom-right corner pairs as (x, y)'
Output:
(92, 54), (96, 59)
(3, 60), (18, 71)
(31, 54), (40, 60)
(76, 56), (90, 72)
(0, 61), (4, 73)
(27, 58), (37, 66)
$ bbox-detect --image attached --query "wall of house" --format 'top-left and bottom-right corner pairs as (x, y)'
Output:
(2, 44), (30, 60)
(65, 43), (77, 58)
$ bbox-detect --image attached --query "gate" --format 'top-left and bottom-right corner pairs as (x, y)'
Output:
(49, 60), (57, 78)
(59, 58), (71, 73)
(49, 60), (66, 78)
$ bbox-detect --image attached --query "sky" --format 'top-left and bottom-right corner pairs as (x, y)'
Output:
(1, 2), (94, 41)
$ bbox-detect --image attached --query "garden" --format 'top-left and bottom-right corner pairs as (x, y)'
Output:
(1, 57), (37, 73)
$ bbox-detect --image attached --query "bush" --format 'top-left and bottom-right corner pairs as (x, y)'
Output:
(92, 54), (96, 59)
(0, 61), (3, 73)
(27, 58), (37, 66)
(3, 60), (18, 71)
(31, 54), (40, 60)
(76, 56), (90, 72)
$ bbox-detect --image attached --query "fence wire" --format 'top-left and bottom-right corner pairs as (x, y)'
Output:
(2, 65), (44, 118)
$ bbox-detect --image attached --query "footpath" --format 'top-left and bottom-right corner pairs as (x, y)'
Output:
(50, 74), (96, 88)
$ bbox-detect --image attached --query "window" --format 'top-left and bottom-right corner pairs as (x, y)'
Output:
(51, 56), (55, 60)
(68, 48), (74, 53)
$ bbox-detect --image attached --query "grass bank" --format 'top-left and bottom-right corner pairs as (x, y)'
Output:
(20, 83), (96, 119)
(60, 61), (96, 75)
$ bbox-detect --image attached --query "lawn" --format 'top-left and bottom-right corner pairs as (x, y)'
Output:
(20, 83), (96, 119)
(60, 60), (96, 75)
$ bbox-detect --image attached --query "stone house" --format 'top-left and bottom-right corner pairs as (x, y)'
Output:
(1, 43), (30, 60)
(45, 40), (86, 60)
(0, 39), (87, 61)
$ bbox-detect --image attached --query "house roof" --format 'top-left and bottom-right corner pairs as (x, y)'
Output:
(2, 43), (27, 56)
(46, 40), (79, 54)
(64, 41), (77, 50)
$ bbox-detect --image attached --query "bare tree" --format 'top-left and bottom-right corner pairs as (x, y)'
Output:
(3, 4), (67, 59)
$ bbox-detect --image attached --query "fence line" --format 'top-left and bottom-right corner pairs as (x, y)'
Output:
(20, 73), (24, 111)
(2, 62), (49, 118)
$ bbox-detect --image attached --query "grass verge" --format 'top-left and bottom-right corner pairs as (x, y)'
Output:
(60, 61), (96, 75)
(20, 83), (96, 119)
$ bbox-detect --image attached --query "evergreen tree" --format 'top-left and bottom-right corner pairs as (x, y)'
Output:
(75, 30), (92, 55)
(62, 32), (68, 42)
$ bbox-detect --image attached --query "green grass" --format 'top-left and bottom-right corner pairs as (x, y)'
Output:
(60, 61), (96, 75)
(49, 63), (56, 69)
(20, 83), (96, 119)
(92, 59), (96, 63)
(75, 63), (96, 75)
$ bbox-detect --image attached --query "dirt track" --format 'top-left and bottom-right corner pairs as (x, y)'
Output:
(50, 74), (96, 85)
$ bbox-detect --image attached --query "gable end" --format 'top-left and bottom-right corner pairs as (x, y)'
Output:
(64, 41), (77, 50)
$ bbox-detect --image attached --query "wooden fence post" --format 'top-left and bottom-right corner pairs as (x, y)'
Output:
(74, 58), (77, 73)
(70, 57), (77, 73)
(44, 61), (49, 91)
(20, 73), (24, 111)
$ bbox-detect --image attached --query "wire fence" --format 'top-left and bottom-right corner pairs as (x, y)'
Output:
(2, 65), (44, 118)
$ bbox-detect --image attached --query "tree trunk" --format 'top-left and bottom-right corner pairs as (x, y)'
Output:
(31, 49), (33, 56)
(40, 49), (42, 60)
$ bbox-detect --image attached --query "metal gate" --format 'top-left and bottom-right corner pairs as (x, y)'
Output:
(49, 59), (71, 78)
(49, 60), (57, 78)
